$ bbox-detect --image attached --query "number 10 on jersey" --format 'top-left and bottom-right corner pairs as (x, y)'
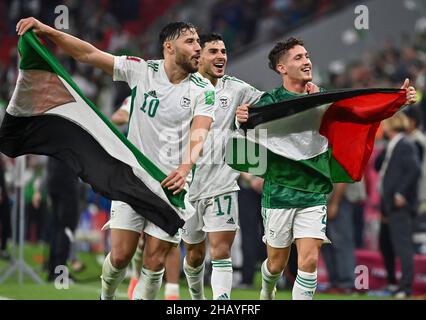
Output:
(141, 93), (159, 118)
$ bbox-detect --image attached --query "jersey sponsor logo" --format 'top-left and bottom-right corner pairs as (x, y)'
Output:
(204, 90), (215, 105)
(226, 217), (235, 224)
(180, 96), (191, 109)
(147, 90), (157, 98)
(147, 61), (159, 71)
(126, 56), (141, 62)
(216, 293), (229, 300)
(302, 291), (314, 297)
(219, 95), (230, 109)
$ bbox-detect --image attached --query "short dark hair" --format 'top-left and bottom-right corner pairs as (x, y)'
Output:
(159, 21), (197, 54)
(199, 33), (223, 48)
(403, 105), (422, 127)
(268, 37), (305, 73)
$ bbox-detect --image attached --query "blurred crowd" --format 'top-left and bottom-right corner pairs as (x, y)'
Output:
(0, 0), (425, 296)
(0, 0), (358, 112)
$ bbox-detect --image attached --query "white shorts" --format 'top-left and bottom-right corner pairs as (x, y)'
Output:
(182, 191), (239, 244)
(261, 205), (329, 248)
(102, 200), (181, 244)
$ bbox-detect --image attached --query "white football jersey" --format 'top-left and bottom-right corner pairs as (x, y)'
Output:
(113, 56), (216, 179)
(188, 75), (263, 201)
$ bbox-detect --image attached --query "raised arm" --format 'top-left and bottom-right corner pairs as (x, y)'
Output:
(16, 17), (114, 75)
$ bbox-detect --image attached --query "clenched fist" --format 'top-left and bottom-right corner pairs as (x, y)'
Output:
(236, 104), (249, 124)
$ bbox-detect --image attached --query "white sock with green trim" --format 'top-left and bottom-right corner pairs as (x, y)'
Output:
(183, 257), (205, 300)
(100, 253), (127, 300)
(211, 258), (233, 300)
(131, 243), (144, 278)
(132, 267), (164, 300)
(293, 269), (317, 300)
(260, 259), (282, 300)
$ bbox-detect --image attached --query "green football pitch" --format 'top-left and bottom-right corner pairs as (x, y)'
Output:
(0, 244), (386, 300)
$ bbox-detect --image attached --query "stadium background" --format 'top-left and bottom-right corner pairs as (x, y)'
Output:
(0, 0), (425, 300)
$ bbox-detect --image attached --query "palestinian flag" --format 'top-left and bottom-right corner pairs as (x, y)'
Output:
(226, 88), (406, 191)
(0, 31), (192, 236)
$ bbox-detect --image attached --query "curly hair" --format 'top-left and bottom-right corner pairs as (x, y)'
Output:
(268, 37), (305, 73)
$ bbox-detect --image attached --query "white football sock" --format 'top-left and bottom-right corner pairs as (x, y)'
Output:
(131, 244), (144, 279)
(292, 269), (317, 300)
(211, 258), (233, 300)
(260, 259), (282, 300)
(132, 267), (164, 300)
(100, 253), (127, 300)
(183, 257), (205, 300)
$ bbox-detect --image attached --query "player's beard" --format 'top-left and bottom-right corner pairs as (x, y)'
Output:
(176, 51), (198, 74)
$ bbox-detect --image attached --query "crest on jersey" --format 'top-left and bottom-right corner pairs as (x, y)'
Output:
(219, 95), (230, 109)
(180, 96), (191, 109)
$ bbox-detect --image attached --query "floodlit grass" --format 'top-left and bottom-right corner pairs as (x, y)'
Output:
(0, 243), (391, 300)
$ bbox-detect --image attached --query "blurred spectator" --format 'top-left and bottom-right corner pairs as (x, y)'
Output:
(322, 181), (366, 293)
(7, 0), (42, 36)
(46, 158), (80, 282)
(403, 105), (426, 214)
(0, 0), (384, 108)
(207, 0), (355, 54)
(24, 155), (48, 243)
(237, 173), (266, 288)
(0, 155), (11, 260)
(375, 112), (420, 298)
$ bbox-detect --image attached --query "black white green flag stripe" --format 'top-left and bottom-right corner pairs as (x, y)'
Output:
(226, 88), (406, 193)
(0, 31), (192, 236)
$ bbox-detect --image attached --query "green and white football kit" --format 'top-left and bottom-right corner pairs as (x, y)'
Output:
(107, 56), (216, 243)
